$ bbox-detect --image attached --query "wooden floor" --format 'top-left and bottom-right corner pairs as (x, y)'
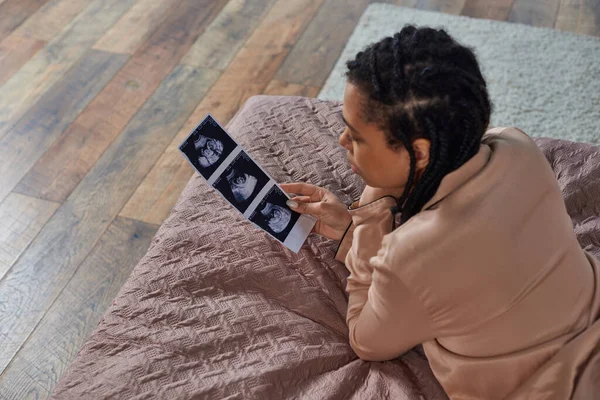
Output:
(0, 0), (598, 397)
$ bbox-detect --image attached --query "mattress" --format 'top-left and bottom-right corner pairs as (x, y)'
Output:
(50, 95), (600, 399)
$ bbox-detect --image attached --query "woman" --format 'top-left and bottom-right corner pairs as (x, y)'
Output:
(281, 25), (600, 399)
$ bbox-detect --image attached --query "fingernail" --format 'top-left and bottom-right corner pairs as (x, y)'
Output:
(286, 200), (298, 208)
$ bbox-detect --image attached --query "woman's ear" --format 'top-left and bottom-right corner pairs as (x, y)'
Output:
(413, 138), (431, 170)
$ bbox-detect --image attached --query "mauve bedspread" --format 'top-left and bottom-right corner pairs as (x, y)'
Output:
(50, 96), (600, 400)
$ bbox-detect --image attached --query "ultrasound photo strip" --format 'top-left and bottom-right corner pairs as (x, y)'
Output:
(178, 113), (316, 253)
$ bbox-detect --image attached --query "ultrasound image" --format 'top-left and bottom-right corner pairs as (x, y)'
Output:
(213, 151), (269, 213)
(250, 185), (301, 242)
(260, 203), (292, 233)
(196, 135), (224, 168)
(179, 115), (237, 180)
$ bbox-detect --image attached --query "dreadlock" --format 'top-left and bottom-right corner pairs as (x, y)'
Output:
(345, 25), (493, 225)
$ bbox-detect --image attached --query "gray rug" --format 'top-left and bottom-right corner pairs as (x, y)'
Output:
(318, 3), (600, 144)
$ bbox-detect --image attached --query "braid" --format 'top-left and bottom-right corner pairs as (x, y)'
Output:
(400, 117), (451, 223)
(392, 33), (404, 98)
(345, 24), (493, 225)
(370, 43), (382, 100)
(453, 117), (479, 170)
(392, 132), (417, 215)
(451, 107), (474, 170)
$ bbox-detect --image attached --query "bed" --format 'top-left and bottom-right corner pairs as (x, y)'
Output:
(50, 95), (600, 400)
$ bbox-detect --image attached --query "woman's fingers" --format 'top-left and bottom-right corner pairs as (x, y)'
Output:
(290, 195), (311, 202)
(280, 182), (320, 197)
(286, 196), (312, 212)
(286, 198), (322, 216)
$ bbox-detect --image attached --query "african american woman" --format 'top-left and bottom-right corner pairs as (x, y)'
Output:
(280, 25), (600, 400)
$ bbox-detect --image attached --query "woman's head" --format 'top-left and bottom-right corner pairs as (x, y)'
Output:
(340, 25), (493, 223)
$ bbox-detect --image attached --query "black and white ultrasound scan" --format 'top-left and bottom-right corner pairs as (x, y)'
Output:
(212, 151), (270, 214)
(249, 185), (301, 243)
(179, 115), (237, 180)
(179, 114), (316, 253)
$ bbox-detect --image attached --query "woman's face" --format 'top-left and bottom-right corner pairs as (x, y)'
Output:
(338, 82), (430, 189)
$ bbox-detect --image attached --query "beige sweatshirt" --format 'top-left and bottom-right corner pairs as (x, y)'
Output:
(335, 127), (600, 399)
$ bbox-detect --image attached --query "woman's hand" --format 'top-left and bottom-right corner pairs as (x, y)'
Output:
(280, 182), (352, 241)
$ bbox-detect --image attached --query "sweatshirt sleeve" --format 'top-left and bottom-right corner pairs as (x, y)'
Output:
(342, 197), (435, 361)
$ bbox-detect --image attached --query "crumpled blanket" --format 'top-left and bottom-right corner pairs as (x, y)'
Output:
(51, 95), (600, 400)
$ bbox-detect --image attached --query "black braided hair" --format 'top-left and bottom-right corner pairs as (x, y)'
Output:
(345, 25), (493, 224)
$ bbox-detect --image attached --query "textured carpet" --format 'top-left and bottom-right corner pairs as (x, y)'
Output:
(318, 3), (600, 144)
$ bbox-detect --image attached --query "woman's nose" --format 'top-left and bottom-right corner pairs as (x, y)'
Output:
(339, 129), (351, 149)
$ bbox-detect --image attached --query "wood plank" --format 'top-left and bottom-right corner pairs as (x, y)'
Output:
(0, 49), (128, 205)
(211, 0), (325, 87)
(180, 0), (277, 70)
(119, 159), (196, 226)
(276, 0), (465, 89)
(93, 0), (176, 54)
(414, 0), (465, 13)
(0, 0), (136, 140)
(264, 79), (321, 97)
(373, 0), (416, 4)
(509, 0), (561, 27)
(0, 217), (157, 399)
(119, 0), (324, 225)
(14, 0), (92, 41)
(14, 0), (228, 203)
(0, 34), (45, 86)
(580, 0), (600, 36)
(555, 0), (582, 33)
(275, 0), (369, 87)
(0, 193), (59, 281)
(462, 0), (514, 20)
(0, 0), (49, 42)
(392, 0), (418, 6)
(555, 0), (600, 36)
(0, 63), (214, 374)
